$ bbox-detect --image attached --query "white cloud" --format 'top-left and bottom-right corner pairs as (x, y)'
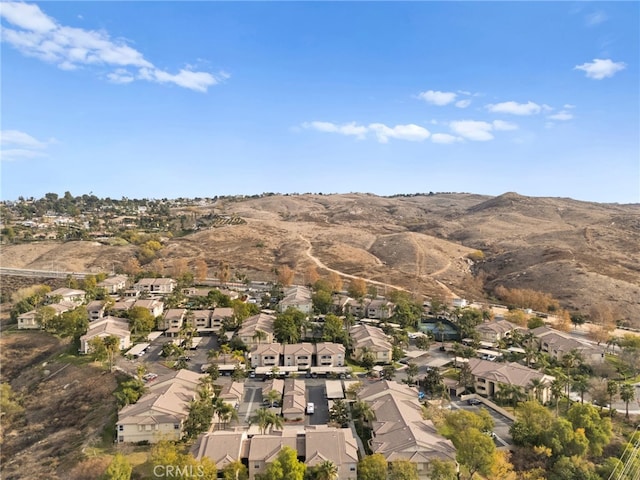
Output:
(0, 1), (224, 92)
(302, 121), (429, 143)
(548, 111), (574, 121)
(492, 120), (518, 131)
(418, 90), (457, 106)
(449, 120), (494, 141)
(585, 11), (608, 27)
(574, 58), (626, 79)
(368, 123), (430, 143)
(0, 1), (56, 33)
(0, 129), (52, 161)
(431, 133), (461, 144)
(302, 121), (368, 139)
(486, 101), (542, 115)
(455, 99), (471, 108)
(563, 104), (576, 109)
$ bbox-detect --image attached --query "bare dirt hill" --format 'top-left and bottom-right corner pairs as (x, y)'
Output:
(1, 192), (639, 325)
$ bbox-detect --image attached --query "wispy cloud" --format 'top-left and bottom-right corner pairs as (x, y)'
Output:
(574, 58), (626, 79)
(418, 90), (457, 106)
(0, 129), (52, 161)
(369, 123), (430, 143)
(302, 121), (430, 143)
(585, 11), (608, 27)
(0, 1), (225, 92)
(449, 120), (518, 141)
(418, 89), (473, 108)
(431, 133), (461, 144)
(486, 101), (543, 116)
(548, 111), (574, 121)
(301, 121), (368, 139)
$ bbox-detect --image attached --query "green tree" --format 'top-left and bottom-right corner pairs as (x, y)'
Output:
(547, 455), (598, 480)
(566, 402), (613, 456)
(128, 306), (156, 335)
(415, 335), (432, 351)
(274, 308), (306, 344)
(312, 289), (333, 315)
(328, 399), (350, 427)
(322, 314), (346, 343)
(249, 407), (283, 435)
(619, 383), (636, 419)
(103, 335), (121, 371)
(509, 401), (554, 447)
(427, 459), (458, 480)
(572, 375), (590, 404)
(256, 446), (305, 480)
(388, 460), (419, 480)
(357, 453), (387, 480)
(309, 460), (339, 480)
(103, 453), (132, 480)
(35, 305), (57, 329)
(406, 362), (419, 386)
(222, 461), (249, 480)
(453, 428), (495, 480)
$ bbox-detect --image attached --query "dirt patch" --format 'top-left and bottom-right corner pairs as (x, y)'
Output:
(0, 332), (118, 480)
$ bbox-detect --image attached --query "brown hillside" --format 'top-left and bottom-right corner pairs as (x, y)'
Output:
(1, 192), (639, 325)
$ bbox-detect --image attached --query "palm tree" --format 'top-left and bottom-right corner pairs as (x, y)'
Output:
(562, 349), (583, 396)
(528, 378), (544, 403)
(249, 408), (273, 434)
(217, 402), (239, 429)
(313, 460), (339, 480)
(620, 383), (636, 419)
(220, 344), (232, 364)
(351, 400), (374, 431)
(266, 389), (281, 407)
(231, 350), (246, 365)
(572, 375), (590, 404)
(550, 378), (564, 417)
(265, 411), (284, 433)
(253, 329), (267, 345)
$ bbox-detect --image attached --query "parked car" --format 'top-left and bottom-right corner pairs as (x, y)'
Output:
(467, 398), (482, 405)
(306, 402), (315, 414)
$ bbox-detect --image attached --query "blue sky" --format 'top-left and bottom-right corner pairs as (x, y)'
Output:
(1, 1), (638, 203)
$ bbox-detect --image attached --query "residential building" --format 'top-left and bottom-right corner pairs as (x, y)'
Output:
(46, 287), (86, 305)
(195, 426), (357, 480)
(366, 299), (395, 320)
(350, 324), (393, 363)
(250, 343), (282, 368)
(247, 430), (301, 479)
(315, 342), (345, 367)
(304, 426), (359, 480)
(476, 320), (520, 345)
(468, 358), (556, 403)
(211, 307), (234, 332)
(530, 326), (605, 364)
(283, 343), (314, 368)
(133, 278), (177, 295)
(238, 313), (276, 346)
(116, 370), (206, 443)
(192, 431), (248, 471)
(17, 301), (77, 330)
(278, 286), (312, 314)
(79, 316), (131, 354)
(97, 275), (128, 294)
(86, 300), (106, 321)
(359, 381), (456, 477)
(281, 378), (306, 420)
(218, 382), (244, 408)
(160, 308), (186, 336)
(133, 298), (164, 318)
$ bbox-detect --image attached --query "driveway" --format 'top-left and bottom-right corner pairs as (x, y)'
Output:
(451, 399), (514, 447)
(306, 384), (329, 426)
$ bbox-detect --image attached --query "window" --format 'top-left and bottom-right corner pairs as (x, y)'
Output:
(255, 464), (260, 469)
(350, 467), (356, 472)
(118, 425), (123, 431)
(174, 424), (180, 429)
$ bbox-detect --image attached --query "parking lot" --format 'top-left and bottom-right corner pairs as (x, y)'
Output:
(451, 398), (514, 447)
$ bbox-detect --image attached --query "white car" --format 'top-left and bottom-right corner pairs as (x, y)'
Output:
(306, 402), (315, 414)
